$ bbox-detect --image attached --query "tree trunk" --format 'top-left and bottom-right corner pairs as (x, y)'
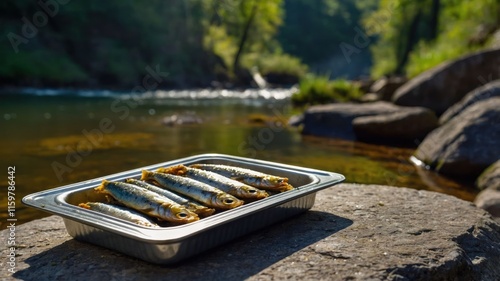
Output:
(395, 9), (422, 75)
(233, 2), (258, 72)
(428, 0), (440, 40)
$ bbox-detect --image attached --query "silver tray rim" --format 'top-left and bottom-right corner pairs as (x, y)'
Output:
(22, 153), (345, 243)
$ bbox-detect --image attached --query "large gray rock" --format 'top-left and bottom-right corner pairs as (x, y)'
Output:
(414, 98), (500, 178)
(393, 48), (500, 114)
(477, 160), (500, 191)
(440, 80), (500, 124)
(353, 107), (438, 143)
(2, 184), (500, 281)
(301, 101), (405, 139)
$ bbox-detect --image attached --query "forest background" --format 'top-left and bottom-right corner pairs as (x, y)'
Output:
(1, 0), (499, 89)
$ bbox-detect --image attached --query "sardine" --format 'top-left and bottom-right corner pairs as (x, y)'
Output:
(125, 178), (215, 217)
(95, 180), (199, 224)
(158, 165), (269, 200)
(79, 202), (159, 228)
(141, 170), (244, 210)
(189, 164), (294, 192)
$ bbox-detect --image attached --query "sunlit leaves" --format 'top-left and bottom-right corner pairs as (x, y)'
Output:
(366, 0), (500, 78)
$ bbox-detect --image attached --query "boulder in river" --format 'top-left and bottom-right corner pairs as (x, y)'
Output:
(440, 79), (500, 124)
(393, 48), (500, 114)
(301, 101), (403, 139)
(352, 106), (438, 143)
(475, 161), (500, 220)
(477, 160), (500, 191)
(300, 101), (438, 143)
(414, 97), (500, 178)
(474, 188), (500, 218)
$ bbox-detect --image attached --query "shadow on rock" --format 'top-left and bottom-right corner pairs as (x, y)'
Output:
(14, 211), (352, 281)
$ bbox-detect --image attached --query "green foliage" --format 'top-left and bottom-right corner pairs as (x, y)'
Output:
(366, 0), (500, 78)
(0, 0), (286, 88)
(278, 0), (362, 64)
(202, 0), (284, 83)
(293, 75), (333, 106)
(292, 75), (362, 106)
(405, 40), (471, 78)
(242, 52), (308, 82)
(3, 0), (497, 88)
(257, 53), (308, 78)
(406, 0), (500, 77)
(0, 47), (87, 85)
(204, 25), (238, 74)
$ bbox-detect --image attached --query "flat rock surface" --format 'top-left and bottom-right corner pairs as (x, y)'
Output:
(2, 184), (500, 281)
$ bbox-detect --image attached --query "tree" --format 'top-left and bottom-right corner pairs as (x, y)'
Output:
(366, 0), (500, 77)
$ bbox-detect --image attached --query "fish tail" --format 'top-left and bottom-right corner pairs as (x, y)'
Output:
(140, 170), (153, 181)
(157, 165), (187, 176)
(280, 183), (294, 191)
(78, 203), (91, 209)
(94, 179), (110, 193)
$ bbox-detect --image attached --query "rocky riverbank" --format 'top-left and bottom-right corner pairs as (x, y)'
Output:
(2, 183), (499, 280)
(291, 48), (500, 220)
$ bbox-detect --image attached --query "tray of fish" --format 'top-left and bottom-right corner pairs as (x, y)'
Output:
(22, 153), (345, 264)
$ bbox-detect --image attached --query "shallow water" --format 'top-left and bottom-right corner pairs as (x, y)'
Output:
(0, 88), (478, 229)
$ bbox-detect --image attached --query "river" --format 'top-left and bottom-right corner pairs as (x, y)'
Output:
(0, 88), (478, 229)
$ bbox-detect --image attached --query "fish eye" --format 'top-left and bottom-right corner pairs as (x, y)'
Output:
(248, 189), (256, 193)
(177, 212), (188, 218)
(223, 199), (234, 204)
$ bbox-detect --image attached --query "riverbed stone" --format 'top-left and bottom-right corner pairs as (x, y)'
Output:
(440, 80), (500, 124)
(2, 184), (500, 281)
(414, 97), (500, 178)
(287, 114), (304, 127)
(359, 92), (381, 102)
(352, 106), (438, 143)
(369, 76), (407, 101)
(477, 160), (500, 191)
(162, 112), (203, 126)
(392, 48), (500, 115)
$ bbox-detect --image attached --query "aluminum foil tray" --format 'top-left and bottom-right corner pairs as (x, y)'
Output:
(22, 153), (345, 264)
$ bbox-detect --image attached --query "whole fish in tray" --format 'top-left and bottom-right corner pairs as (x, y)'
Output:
(158, 165), (269, 200)
(95, 180), (199, 224)
(125, 178), (215, 217)
(79, 202), (159, 228)
(141, 170), (244, 210)
(190, 164), (294, 192)
(22, 153), (346, 265)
